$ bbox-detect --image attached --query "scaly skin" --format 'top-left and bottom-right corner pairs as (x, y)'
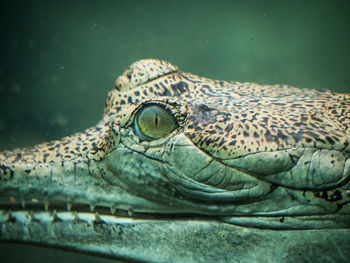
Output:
(0, 59), (350, 262)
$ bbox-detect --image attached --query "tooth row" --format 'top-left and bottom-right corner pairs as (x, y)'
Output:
(4, 197), (121, 216)
(0, 210), (137, 224)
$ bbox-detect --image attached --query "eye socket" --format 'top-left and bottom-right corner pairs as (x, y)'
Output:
(134, 104), (177, 141)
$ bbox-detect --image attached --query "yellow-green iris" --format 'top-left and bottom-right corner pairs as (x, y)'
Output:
(134, 104), (177, 141)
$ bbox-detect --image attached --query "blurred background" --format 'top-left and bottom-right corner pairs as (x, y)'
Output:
(0, 0), (349, 262)
(1, 0), (349, 151)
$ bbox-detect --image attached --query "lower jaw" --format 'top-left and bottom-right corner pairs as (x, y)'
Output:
(2, 211), (350, 263)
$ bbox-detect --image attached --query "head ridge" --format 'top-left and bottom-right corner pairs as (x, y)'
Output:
(115, 59), (178, 91)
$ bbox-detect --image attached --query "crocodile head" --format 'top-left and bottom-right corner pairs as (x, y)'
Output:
(1, 59), (350, 231)
(1, 60), (350, 262)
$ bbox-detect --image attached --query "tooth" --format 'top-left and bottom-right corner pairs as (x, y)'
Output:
(29, 210), (35, 221)
(94, 212), (102, 222)
(67, 202), (72, 211)
(110, 207), (116, 215)
(44, 200), (49, 211)
(73, 211), (79, 221)
(8, 210), (15, 223)
(89, 203), (95, 212)
(52, 210), (60, 222)
(127, 208), (134, 217)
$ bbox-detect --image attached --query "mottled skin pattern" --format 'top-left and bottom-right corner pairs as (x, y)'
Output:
(0, 59), (350, 230)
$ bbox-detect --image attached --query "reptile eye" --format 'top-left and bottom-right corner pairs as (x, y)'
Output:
(134, 104), (177, 141)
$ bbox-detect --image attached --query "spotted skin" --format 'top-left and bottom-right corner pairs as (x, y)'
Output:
(0, 59), (350, 230)
(2, 67), (349, 163)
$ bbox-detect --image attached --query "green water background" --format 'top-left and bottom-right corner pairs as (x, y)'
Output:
(0, 0), (349, 151)
(0, 0), (349, 262)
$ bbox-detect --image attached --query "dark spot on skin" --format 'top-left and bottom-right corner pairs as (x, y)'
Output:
(218, 138), (226, 147)
(306, 131), (326, 144)
(0, 164), (14, 180)
(314, 190), (342, 202)
(330, 190), (342, 201)
(289, 130), (305, 143)
(288, 154), (299, 163)
(264, 130), (279, 145)
(271, 102), (286, 106)
(301, 115), (308, 122)
(43, 153), (50, 162)
(215, 125), (223, 131)
(341, 140), (349, 151)
(261, 117), (269, 124)
(170, 81), (189, 96)
(310, 115), (323, 122)
(197, 104), (214, 112)
(229, 140), (237, 146)
(277, 130), (288, 141)
(159, 82), (172, 96)
(325, 136), (335, 145)
(201, 84), (214, 93)
(225, 123), (233, 132)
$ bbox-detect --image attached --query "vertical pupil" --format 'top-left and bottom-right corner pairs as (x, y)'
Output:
(154, 114), (159, 127)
